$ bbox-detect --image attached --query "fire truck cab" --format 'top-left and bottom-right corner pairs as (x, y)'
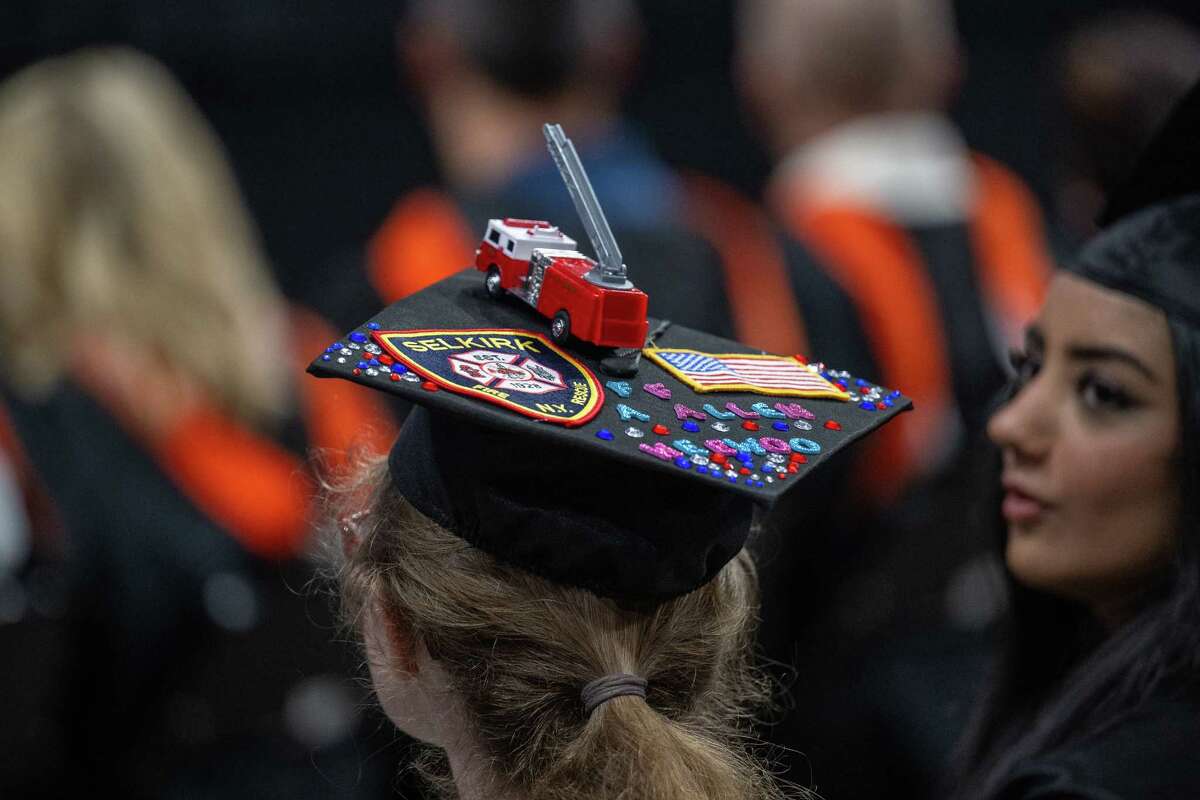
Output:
(473, 124), (650, 350)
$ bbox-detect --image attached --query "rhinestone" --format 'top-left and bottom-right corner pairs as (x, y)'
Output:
(379, 365), (391, 373)
(624, 426), (645, 438)
(690, 454), (710, 466)
(365, 368), (379, 376)
(682, 420), (701, 433)
(711, 422), (731, 432)
(751, 474), (760, 481)
(596, 429), (614, 441)
(673, 456), (691, 469)
(349, 332), (368, 344)
(364, 343), (382, 355)
(321, 354), (331, 361)
(401, 372), (421, 383)
(336, 357), (347, 364)
(339, 348), (353, 356)
(766, 454), (787, 464)
(725, 469), (737, 479)
(765, 476), (775, 484)
(348, 343), (362, 350)
(356, 361), (369, 370)
(366, 322), (381, 331)
(793, 420), (813, 430)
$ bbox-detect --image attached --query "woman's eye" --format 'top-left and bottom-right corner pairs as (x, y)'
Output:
(1009, 349), (1040, 385)
(1078, 374), (1134, 411)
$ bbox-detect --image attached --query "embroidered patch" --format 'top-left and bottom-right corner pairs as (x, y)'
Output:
(643, 348), (851, 399)
(374, 329), (603, 426)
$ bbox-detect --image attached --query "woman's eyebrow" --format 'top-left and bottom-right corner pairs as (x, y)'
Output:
(1066, 344), (1159, 383)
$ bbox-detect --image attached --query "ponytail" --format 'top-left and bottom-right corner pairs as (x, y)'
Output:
(325, 454), (798, 800)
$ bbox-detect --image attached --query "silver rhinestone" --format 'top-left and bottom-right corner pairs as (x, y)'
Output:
(690, 454), (710, 466)
(793, 420), (813, 430)
(711, 422), (731, 432)
(751, 474), (760, 481)
(364, 343), (382, 355)
(401, 372), (421, 383)
(766, 454), (787, 465)
(336, 357), (347, 364)
(765, 476), (775, 484)
(379, 365), (391, 373)
(725, 469), (737, 479)
(624, 426), (645, 438)
(339, 348), (353, 356)
(365, 368), (379, 376)
(348, 343), (361, 350)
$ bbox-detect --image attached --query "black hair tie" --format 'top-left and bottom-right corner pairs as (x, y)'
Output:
(581, 673), (648, 716)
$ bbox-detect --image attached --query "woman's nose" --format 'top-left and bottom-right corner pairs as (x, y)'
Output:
(987, 375), (1053, 461)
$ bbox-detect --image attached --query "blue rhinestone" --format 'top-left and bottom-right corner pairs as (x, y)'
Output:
(326, 345), (337, 353)
(697, 466), (709, 475)
(772, 421), (789, 432)
(888, 390), (902, 399)
(858, 401), (876, 411)
(755, 481), (765, 488)
(682, 420), (701, 433)
(332, 342), (343, 349)
(738, 452), (753, 463)
(674, 456), (691, 469)
(366, 322), (381, 330)
(856, 378), (869, 386)
(393, 364), (408, 374)
(744, 477), (756, 486)
(884, 398), (894, 407)
(369, 358), (381, 367)
(349, 331), (368, 343)
(322, 354), (331, 361)
(357, 360), (369, 369)
(596, 429), (614, 441)
(729, 476), (738, 483)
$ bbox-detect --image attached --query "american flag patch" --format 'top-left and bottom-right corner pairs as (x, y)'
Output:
(643, 348), (851, 399)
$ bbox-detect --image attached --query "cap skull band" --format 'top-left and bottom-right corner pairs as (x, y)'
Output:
(307, 125), (911, 603)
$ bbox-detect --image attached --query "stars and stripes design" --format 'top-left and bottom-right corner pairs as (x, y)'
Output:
(643, 348), (851, 399)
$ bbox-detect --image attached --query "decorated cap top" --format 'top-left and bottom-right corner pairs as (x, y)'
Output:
(308, 268), (910, 603)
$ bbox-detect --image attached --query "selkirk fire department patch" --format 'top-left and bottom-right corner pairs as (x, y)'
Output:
(374, 329), (603, 426)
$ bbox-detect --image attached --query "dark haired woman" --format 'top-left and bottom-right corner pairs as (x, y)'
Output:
(950, 89), (1200, 799)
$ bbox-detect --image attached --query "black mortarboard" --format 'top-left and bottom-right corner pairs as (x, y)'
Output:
(1074, 77), (1200, 330)
(307, 269), (909, 603)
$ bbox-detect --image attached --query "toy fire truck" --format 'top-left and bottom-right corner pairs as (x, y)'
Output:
(474, 124), (649, 349)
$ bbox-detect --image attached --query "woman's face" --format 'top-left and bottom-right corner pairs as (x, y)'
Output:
(988, 273), (1181, 620)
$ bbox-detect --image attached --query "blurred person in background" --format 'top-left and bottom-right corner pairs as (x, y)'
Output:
(0, 48), (401, 797)
(321, 0), (866, 374)
(736, 0), (1055, 795)
(1050, 9), (1200, 245)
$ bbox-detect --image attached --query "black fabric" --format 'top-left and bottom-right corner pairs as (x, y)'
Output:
(309, 269), (910, 602)
(1072, 194), (1200, 330)
(994, 685), (1200, 800)
(1102, 78), (1200, 226)
(0, 383), (406, 799)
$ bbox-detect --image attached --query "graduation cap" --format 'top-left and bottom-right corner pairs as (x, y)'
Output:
(307, 268), (910, 604)
(1075, 77), (1200, 330)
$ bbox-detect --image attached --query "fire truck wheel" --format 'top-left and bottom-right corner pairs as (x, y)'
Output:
(484, 266), (504, 298)
(550, 310), (571, 343)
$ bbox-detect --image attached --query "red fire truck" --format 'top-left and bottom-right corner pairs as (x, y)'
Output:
(474, 124), (649, 349)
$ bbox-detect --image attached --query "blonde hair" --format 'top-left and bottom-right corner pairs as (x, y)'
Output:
(0, 47), (287, 424)
(325, 454), (800, 800)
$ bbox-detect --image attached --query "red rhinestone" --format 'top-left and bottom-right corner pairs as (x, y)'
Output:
(824, 420), (842, 430)
(860, 386), (871, 394)
(421, 381), (439, 392)
(777, 472), (788, 479)
(787, 464), (799, 473)
(794, 354), (808, 364)
(352, 368), (362, 375)
(790, 453), (806, 463)
(739, 467), (751, 475)
(652, 424), (670, 435)
(390, 373), (401, 382)
(378, 354), (394, 366)
(876, 402), (887, 410)
(742, 420), (759, 431)
(711, 453), (727, 465)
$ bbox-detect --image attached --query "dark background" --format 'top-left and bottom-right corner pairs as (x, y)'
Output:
(4, 0), (1200, 308)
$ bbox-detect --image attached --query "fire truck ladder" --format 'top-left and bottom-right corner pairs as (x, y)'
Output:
(543, 123), (633, 289)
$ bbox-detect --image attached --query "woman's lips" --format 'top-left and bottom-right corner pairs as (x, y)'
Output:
(1001, 485), (1048, 526)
